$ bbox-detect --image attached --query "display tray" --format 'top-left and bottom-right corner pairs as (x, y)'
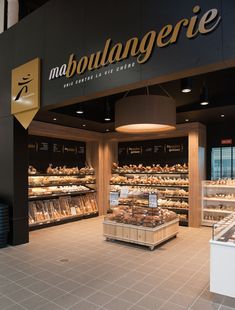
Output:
(203, 209), (232, 214)
(110, 183), (188, 188)
(103, 218), (179, 250)
(29, 211), (99, 231)
(160, 207), (188, 213)
(112, 171), (188, 175)
(203, 197), (235, 203)
(29, 189), (96, 200)
(28, 182), (95, 188)
(29, 173), (94, 177)
(163, 196), (188, 200)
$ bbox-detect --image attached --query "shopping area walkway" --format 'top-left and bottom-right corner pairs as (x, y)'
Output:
(0, 217), (235, 310)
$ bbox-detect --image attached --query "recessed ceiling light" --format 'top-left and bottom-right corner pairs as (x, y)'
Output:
(104, 117), (111, 121)
(200, 101), (209, 106)
(82, 124), (86, 127)
(53, 118), (57, 121)
(221, 114), (225, 118)
(76, 110), (84, 114)
(185, 119), (189, 122)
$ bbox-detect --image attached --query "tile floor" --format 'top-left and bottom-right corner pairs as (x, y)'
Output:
(0, 217), (235, 310)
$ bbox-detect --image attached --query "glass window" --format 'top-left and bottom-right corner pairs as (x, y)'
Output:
(211, 148), (221, 180)
(211, 147), (235, 179)
(221, 147), (232, 178)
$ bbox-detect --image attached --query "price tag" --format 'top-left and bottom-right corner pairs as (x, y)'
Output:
(120, 187), (129, 198)
(110, 192), (119, 207)
(71, 207), (77, 215)
(149, 193), (158, 208)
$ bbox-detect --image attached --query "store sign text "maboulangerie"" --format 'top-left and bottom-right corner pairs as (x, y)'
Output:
(48, 5), (221, 81)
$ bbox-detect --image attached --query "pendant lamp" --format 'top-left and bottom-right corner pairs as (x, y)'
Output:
(115, 95), (176, 134)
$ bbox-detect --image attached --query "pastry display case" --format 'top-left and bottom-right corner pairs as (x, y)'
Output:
(212, 213), (235, 243)
(110, 163), (189, 226)
(28, 165), (97, 229)
(202, 180), (235, 226)
(210, 213), (235, 298)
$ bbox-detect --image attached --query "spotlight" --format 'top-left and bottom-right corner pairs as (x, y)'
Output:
(82, 124), (86, 127)
(221, 114), (225, 118)
(200, 84), (209, 106)
(104, 99), (111, 122)
(181, 78), (192, 93)
(53, 118), (57, 121)
(76, 110), (84, 114)
(185, 119), (189, 122)
(106, 129), (110, 132)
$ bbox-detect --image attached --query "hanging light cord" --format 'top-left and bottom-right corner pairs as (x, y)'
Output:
(158, 83), (173, 99)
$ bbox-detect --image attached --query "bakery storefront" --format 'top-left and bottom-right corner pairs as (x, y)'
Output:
(1, 0), (235, 298)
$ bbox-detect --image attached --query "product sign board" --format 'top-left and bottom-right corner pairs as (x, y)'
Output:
(110, 192), (119, 207)
(118, 137), (188, 166)
(149, 194), (158, 208)
(53, 143), (63, 153)
(11, 58), (40, 129)
(221, 139), (233, 145)
(127, 147), (142, 155)
(38, 142), (49, 152)
(120, 187), (129, 199)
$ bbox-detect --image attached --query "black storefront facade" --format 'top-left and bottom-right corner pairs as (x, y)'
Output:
(0, 0), (235, 246)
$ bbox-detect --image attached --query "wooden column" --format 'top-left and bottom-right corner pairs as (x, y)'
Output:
(103, 140), (118, 214)
(188, 124), (206, 227)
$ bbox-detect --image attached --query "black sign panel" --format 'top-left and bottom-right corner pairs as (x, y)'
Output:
(1, 0), (234, 119)
(118, 137), (188, 166)
(28, 135), (86, 172)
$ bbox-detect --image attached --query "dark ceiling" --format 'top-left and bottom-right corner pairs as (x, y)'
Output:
(19, 0), (50, 19)
(34, 67), (235, 133)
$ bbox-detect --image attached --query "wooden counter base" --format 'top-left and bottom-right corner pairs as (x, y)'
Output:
(103, 218), (179, 250)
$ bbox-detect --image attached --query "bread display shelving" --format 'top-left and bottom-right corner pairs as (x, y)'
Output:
(202, 180), (235, 226)
(110, 163), (189, 226)
(28, 165), (98, 229)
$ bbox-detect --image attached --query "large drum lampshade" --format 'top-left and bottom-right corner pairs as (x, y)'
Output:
(115, 95), (176, 134)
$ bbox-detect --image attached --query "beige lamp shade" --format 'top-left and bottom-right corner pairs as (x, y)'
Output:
(115, 95), (176, 134)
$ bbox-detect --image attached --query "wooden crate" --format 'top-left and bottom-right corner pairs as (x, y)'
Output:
(103, 219), (179, 250)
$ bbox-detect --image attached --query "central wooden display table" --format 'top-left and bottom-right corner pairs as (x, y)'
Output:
(103, 218), (179, 250)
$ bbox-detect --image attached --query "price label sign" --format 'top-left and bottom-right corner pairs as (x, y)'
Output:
(110, 192), (119, 207)
(120, 187), (129, 198)
(149, 193), (158, 208)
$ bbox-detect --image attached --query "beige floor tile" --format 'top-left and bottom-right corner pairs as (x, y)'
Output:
(103, 297), (132, 310)
(0, 217), (228, 309)
(87, 291), (113, 306)
(137, 295), (165, 309)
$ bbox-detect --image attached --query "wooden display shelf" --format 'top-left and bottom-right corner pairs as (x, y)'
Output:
(28, 182), (95, 188)
(29, 173), (95, 177)
(29, 211), (99, 231)
(110, 183), (189, 188)
(203, 209), (232, 214)
(103, 218), (179, 250)
(204, 184), (235, 189)
(112, 171), (188, 175)
(203, 197), (235, 203)
(28, 189), (96, 200)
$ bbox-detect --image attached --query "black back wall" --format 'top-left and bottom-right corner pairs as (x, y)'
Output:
(118, 137), (188, 166)
(28, 135), (86, 172)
